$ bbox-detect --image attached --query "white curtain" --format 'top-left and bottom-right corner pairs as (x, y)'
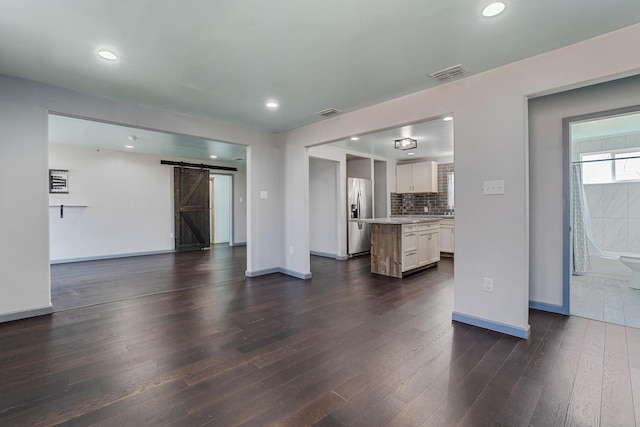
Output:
(572, 164), (591, 274)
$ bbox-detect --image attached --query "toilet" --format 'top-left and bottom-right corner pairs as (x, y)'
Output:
(619, 255), (640, 289)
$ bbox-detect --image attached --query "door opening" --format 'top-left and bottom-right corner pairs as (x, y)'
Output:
(210, 174), (232, 245)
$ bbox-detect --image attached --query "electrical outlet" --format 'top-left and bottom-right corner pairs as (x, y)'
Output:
(289, 246), (294, 255)
(483, 277), (494, 292)
(169, 232), (175, 239)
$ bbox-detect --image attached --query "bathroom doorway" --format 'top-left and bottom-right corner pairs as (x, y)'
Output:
(568, 107), (640, 327)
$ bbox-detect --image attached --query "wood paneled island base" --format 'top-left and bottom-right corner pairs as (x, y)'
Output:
(370, 221), (440, 278)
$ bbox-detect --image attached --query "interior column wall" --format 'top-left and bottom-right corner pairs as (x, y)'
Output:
(0, 101), (51, 320)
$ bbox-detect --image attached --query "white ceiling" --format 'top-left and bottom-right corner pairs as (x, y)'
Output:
(1, 1), (639, 133)
(329, 117), (454, 162)
(49, 114), (246, 163)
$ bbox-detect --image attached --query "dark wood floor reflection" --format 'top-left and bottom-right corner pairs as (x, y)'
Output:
(1, 248), (638, 426)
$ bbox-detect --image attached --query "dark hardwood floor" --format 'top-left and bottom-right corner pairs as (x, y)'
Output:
(1, 247), (639, 426)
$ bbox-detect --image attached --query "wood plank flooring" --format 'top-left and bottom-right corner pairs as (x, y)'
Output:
(1, 247), (639, 425)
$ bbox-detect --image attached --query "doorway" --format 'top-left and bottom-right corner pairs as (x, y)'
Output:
(210, 174), (233, 245)
(567, 108), (640, 328)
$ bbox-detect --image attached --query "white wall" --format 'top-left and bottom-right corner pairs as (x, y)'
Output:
(280, 24), (640, 337)
(212, 174), (232, 244)
(0, 101), (51, 319)
(346, 157), (371, 179)
(246, 144), (284, 276)
(48, 145), (246, 261)
(374, 160), (388, 218)
(0, 73), (277, 322)
(49, 145), (174, 261)
(309, 157), (339, 257)
(529, 74), (640, 308)
(231, 165), (247, 245)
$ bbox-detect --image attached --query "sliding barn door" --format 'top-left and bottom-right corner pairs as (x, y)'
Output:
(174, 167), (210, 252)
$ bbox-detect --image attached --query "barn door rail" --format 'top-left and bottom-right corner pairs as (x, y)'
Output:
(160, 160), (237, 171)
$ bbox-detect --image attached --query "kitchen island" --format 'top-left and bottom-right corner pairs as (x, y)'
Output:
(351, 217), (441, 278)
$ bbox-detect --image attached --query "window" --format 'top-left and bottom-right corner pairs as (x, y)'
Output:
(581, 149), (640, 183)
(614, 151), (640, 181)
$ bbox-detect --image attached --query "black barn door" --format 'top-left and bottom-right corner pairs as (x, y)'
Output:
(174, 167), (210, 252)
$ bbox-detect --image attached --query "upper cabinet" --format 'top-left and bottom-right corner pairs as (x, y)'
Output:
(396, 161), (438, 193)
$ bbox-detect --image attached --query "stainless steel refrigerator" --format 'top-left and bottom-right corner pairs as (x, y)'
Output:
(347, 177), (373, 255)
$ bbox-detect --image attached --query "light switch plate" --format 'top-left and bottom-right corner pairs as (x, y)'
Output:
(483, 180), (505, 195)
(483, 277), (494, 292)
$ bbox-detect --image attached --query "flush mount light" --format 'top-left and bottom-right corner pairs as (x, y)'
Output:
(482, 2), (506, 17)
(350, 136), (360, 141)
(125, 145), (134, 149)
(266, 101), (279, 109)
(407, 152), (415, 156)
(97, 49), (118, 61)
(210, 155), (218, 159)
(395, 137), (418, 150)
(442, 116), (453, 121)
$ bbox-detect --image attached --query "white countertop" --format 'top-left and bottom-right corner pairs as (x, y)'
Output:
(350, 217), (441, 225)
(391, 215), (455, 219)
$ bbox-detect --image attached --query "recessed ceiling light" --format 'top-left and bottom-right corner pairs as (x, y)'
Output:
(482, 2), (506, 17)
(407, 152), (415, 156)
(266, 101), (279, 109)
(210, 155), (218, 159)
(443, 116), (453, 121)
(97, 49), (118, 61)
(350, 136), (360, 141)
(125, 145), (134, 149)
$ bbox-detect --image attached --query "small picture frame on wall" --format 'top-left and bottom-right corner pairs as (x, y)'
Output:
(49, 169), (69, 194)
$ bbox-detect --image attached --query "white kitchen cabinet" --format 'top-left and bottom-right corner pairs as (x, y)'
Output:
(402, 222), (439, 272)
(396, 161), (438, 193)
(417, 222), (440, 266)
(402, 224), (418, 271)
(439, 219), (454, 253)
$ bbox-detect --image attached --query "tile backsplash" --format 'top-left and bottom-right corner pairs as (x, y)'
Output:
(391, 163), (454, 215)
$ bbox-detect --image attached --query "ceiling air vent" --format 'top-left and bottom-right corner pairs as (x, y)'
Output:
(315, 108), (342, 118)
(428, 64), (468, 81)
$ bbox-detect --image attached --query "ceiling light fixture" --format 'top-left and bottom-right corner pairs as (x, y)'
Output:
(395, 137), (417, 150)
(407, 152), (415, 156)
(482, 2), (506, 17)
(210, 155), (218, 159)
(125, 145), (134, 149)
(350, 136), (360, 141)
(443, 116), (453, 121)
(97, 49), (119, 61)
(266, 101), (279, 109)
